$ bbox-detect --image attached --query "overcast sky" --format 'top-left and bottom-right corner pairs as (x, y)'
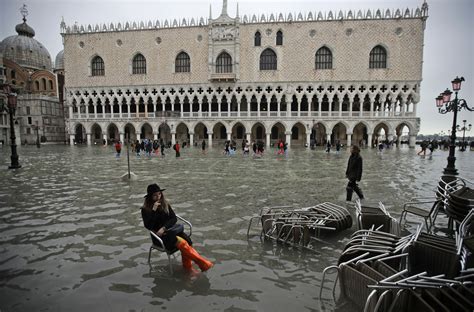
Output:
(1, 0), (472, 135)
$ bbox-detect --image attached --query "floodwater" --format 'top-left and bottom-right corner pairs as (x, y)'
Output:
(0, 144), (473, 312)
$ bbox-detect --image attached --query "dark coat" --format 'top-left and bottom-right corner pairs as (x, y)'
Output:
(141, 204), (179, 250)
(346, 153), (363, 182)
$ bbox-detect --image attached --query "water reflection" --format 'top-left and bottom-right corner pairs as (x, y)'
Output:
(0, 145), (473, 311)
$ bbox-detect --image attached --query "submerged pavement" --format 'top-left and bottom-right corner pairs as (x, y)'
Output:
(0, 145), (473, 311)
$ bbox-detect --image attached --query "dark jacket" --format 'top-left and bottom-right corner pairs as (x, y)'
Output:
(346, 153), (363, 182)
(141, 204), (178, 250)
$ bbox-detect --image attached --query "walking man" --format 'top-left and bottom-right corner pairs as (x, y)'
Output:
(346, 145), (364, 201)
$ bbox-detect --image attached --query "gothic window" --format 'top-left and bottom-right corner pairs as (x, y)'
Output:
(175, 52), (190, 72)
(42, 78), (47, 90)
(35, 80), (40, 90)
(132, 53), (146, 74)
(216, 52), (232, 73)
(369, 45), (387, 69)
(315, 47), (333, 69)
(254, 31), (261, 46)
(260, 48), (277, 70)
(49, 80), (53, 90)
(276, 30), (283, 45)
(91, 56), (105, 76)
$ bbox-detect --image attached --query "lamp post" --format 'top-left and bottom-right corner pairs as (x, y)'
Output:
(435, 76), (473, 177)
(34, 120), (41, 148)
(1, 84), (21, 169)
(456, 120), (471, 152)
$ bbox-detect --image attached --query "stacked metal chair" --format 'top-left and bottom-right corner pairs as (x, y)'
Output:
(356, 200), (400, 236)
(320, 211), (474, 311)
(444, 177), (474, 223)
(247, 203), (352, 249)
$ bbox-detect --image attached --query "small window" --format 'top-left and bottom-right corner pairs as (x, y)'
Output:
(11, 70), (16, 79)
(49, 80), (54, 90)
(91, 56), (105, 76)
(26, 106), (31, 115)
(175, 52), (190, 73)
(35, 81), (40, 90)
(254, 31), (261, 46)
(315, 47), (333, 69)
(42, 78), (47, 90)
(28, 117), (32, 124)
(216, 52), (232, 73)
(132, 53), (146, 74)
(260, 48), (277, 70)
(369, 45), (387, 69)
(276, 30), (283, 46)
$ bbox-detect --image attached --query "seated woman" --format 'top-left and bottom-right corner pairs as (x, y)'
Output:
(141, 183), (213, 272)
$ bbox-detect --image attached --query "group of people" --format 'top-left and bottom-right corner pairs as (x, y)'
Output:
(130, 139), (167, 157)
(417, 140), (437, 156)
(325, 140), (342, 154)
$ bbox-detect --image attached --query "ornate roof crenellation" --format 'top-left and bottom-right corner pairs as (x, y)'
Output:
(60, 5), (428, 35)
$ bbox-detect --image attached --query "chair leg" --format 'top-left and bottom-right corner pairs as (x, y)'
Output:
(167, 254), (173, 274)
(148, 247), (153, 264)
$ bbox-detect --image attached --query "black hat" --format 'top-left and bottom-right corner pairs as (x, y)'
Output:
(144, 183), (166, 197)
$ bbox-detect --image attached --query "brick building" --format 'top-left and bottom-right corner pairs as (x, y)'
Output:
(0, 5), (66, 145)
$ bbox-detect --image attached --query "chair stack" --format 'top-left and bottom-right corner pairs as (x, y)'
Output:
(446, 184), (474, 223)
(356, 200), (400, 235)
(320, 216), (474, 311)
(246, 203), (352, 249)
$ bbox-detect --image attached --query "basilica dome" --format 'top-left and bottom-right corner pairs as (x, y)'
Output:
(0, 18), (52, 71)
(55, 50), (64, 70)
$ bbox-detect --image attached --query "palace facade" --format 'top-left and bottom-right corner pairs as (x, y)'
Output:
(62, 0), (429, 148)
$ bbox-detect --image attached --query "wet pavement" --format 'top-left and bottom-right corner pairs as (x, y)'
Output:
(0, 144), (473, 311)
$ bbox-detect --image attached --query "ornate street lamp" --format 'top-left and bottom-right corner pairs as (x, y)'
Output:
(436, 77), (473, 177)
(456, 119), (471, 152)
(0, 84), (21, 169)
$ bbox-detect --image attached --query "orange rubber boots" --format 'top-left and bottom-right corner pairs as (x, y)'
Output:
(176, 237), (213, 272)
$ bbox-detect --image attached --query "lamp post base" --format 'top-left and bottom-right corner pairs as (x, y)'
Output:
(9, 155), (21, 169)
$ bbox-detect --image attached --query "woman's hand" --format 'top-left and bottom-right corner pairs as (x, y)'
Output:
(157, 227), (166, 236)
(152, 201), (161, 211)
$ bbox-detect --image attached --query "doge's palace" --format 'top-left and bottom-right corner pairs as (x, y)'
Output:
(61, 0), (428, 148)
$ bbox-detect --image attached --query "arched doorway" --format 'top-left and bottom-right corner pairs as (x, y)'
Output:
(331, 122), (347, 146)
(251, 122), (265, 144)
(107, 123), (119, 143)
(353, 122), (368, 147)
(313, 122), (326, 146)
(176, 123), (189, 146)
(212, 122), (227, 146)
(291, 122), (306, 147)
(231, 122), (246, 140)
(140, 123), (153, 140)
(124, 123), (137, 143)
(373, 123), (389, 147)
(74, 124), (86, 144)
(194, 122), (208, 142)
(158, 123), (171, 146)
(90, 123), (102, 145)
(271, 122), (286, 146)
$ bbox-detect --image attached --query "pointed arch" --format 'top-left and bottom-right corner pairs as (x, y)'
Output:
(260, 48), (277, 70)
(254, 31), (261, 46)
(216, 51), (232, 73)
(315, 46), (333, 69)
(369, 45), (387, 68)
(91, 55), (105, 76)
(175, 51), (190, 72)
(132, 53), (146, 74)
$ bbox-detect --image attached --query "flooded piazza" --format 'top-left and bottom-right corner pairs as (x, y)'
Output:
(0, 144), (473, 312)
